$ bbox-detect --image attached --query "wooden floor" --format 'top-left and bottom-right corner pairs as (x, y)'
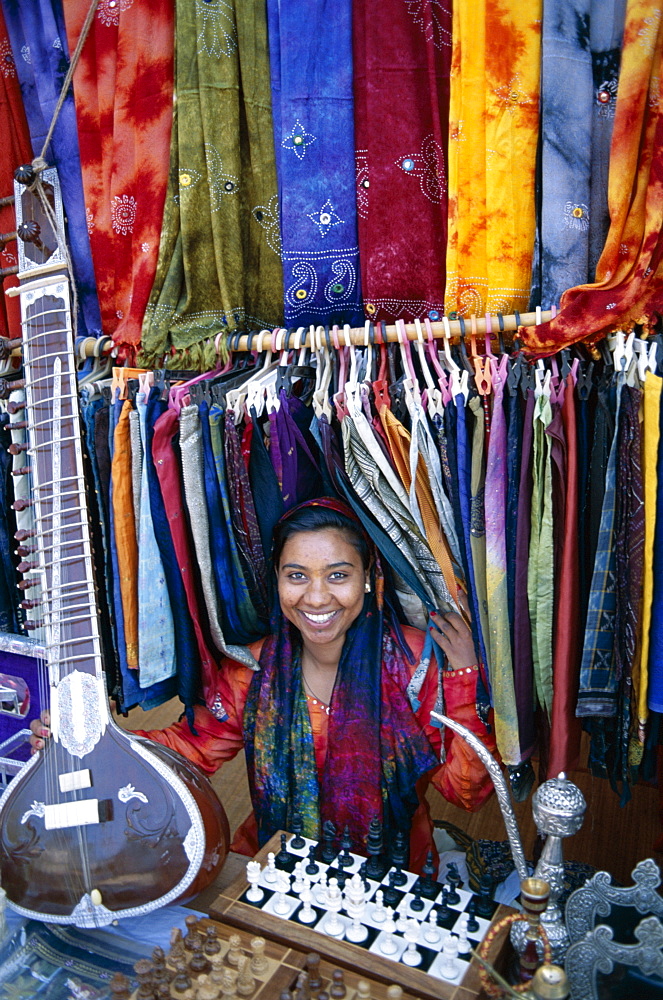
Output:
(120, 698), (662, 888)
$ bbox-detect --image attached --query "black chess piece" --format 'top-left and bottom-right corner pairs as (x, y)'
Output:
(420, 850), (437, 899)
(445, 864), (461, 906)
(358, 861), (371, 892)
(275, 832), (290, 868)
(335, 870), (348, 891)
(436, 886), (451, 924)
(389, 830), (408, 887)
(466, 898), (480, 934)
(364, 815), (385, 879)
(321, 819), (337, 863)
(338, 825), (353, 868)
(447, 861), (463, 889)
(383, 870), (400, 908)
(291, 813), (306, 850)
(476, 874), (495, 918)
(409, 884), (424, 913)
(305, 844), (320, 876)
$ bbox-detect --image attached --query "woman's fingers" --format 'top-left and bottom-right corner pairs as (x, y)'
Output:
(430, 609), (477, 670)
(29, 710), (51, 753)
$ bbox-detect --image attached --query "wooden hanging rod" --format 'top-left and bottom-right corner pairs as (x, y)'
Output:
(229, 310), (553, 351)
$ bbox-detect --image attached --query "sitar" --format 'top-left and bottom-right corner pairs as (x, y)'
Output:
(0, 166), (229, 926)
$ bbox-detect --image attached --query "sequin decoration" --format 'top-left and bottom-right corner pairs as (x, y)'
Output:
(395, 135), (446, 203)
(307, 199), (344, 237)
(596, 79), (618, 119)
(111, 194), (137, 235)
(0, 38), (15, 78)
(356, 150), (370, 219)
(252, 194), (282, 255)
(196, 0), (237, 59)
(282, 120), (317, 160)
(404, 0), (452, 50)
(563, 201), (590, 232)
(97, 0), (135, 29)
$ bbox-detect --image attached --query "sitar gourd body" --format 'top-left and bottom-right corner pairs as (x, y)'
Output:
(0, 167), (229, 926)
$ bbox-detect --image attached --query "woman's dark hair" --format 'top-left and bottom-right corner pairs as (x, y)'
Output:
(272, 505), (371, 570)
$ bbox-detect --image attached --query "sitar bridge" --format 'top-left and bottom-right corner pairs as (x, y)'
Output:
(22, 797), (113, 830)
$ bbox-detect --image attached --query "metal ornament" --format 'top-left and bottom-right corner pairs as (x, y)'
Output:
(565, 915), (663, 1000)
(565, 858), (663, 945)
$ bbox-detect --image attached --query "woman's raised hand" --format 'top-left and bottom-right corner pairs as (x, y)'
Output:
(429, 588), (477, 670)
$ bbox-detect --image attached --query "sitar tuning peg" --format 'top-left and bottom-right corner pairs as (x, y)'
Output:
(14, 529), (35, 541)
(0, 338), (21, 362)
(0, 378), (25, 399)
(11, 467), (31, 477)
(14, 163), (36, 187)
(8, 442), (28, 455)
(11, 498), (32, 511)
(7, 400), (25, 414)
(20, 599), (39, 610)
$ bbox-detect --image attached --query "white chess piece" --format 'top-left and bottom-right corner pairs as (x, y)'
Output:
(264, 852), (277, 884)
(423, 909), (441, 945)
(379, 907), (398, 956)
(401, 918), (422, 967)
(246, 860), (264, 903)
(323, 878), (345, 937)
(344, 875), (368, 944)
(272, 870), (292, 915)
(292, 860), (306, 894)
(371, 888), (386, 922)
(299, 883), (316, 923)
(440, 934), (460, 980)
(457, 915), (470, 955)
(314, 871), (329, 906)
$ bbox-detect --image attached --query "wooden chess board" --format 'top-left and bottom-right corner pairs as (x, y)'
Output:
(209, 831), (515, 1000)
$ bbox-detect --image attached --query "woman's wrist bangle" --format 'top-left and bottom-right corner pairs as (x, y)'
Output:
(446, 663), (479, 674)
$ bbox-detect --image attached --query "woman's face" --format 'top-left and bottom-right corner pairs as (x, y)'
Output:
(277, 528), (369, 651)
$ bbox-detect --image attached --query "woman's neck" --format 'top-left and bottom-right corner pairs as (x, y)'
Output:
(300, 640), (342, 705)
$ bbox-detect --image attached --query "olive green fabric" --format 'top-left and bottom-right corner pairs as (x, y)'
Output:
(139, 0), (283, 369)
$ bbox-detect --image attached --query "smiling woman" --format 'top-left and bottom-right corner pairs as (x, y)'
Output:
(31, 497), (497, 872)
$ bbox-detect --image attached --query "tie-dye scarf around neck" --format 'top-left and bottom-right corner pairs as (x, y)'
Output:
(243, 552), (439, 854)
(244, 498), (439, 851)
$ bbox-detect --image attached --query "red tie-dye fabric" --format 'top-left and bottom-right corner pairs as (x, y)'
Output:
(522, 0), (663, 356)
(63, 0), (174, 362)
(352, 0), (452, 323)
(0, 4), (31, 339)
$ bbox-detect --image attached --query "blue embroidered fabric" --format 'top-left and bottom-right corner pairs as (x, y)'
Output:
(267, 0), (363, 325)
(1, 0), (102, 339)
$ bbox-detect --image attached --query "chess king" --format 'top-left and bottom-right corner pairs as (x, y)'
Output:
(33, 499), (495, 872)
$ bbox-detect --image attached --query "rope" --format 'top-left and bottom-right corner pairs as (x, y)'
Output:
(23, 0), (100, 341)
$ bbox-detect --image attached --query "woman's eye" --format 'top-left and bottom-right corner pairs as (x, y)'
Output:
(329, 572), (348, 581)
(287, 572), (306, 581)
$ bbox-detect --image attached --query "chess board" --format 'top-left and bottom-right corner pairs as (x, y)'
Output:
(210, 831), (515, 1000)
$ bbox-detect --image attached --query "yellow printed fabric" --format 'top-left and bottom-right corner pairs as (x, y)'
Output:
(637, 371), (662, 731)
(445, 0), (542, 316)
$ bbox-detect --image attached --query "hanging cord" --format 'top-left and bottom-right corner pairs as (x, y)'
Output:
(23, 0), (100, 339)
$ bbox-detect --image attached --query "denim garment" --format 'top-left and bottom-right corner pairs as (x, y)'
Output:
(248, 406), (284, 560)
(136, 392), (176, 687)
(267, 0), (363, 324)
(1, 0), (102, 338)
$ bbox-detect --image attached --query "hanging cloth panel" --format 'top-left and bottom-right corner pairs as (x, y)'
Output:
(0, 3), (32, 339)
(527, 391), (555, 718)
(484, 357), (520, 765)
(140, 0), (283, 369)
(351, 0), (451, 323)
(522, 0), (663, 356)
(267, 0), (362, 325)
(1, 0), (102, 338)
(637, 371), (662, 727)
(62, 0), (174, 362)
(445, 0), (542, 316)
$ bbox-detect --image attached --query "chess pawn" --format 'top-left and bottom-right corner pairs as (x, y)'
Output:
(457, 915), (470, 955)
(294, 971), (310, 1000)
(322, 878), (344, 937)
(371, 889), (386, 922)
(273, 870), (292, 915)
(386, 988), (403, 1000)
(293, 859), (307, 894)
(356, 982), (372, 1000)
(184, 915), (200, 951)
(195, 976), (218, 1000)
(171, 960), (193, 999)
(249, 938), (268, 977)
(423, 909), (442, 945)
(236, 956), (255, 997)
(134, 959), (155, 1000)
(379, 909), (398, 956)
(189, 936), (211, 978)
(299, 883), (316, 923)
(219, 968), (238, 1000)
(305, 953), (322, 993)
(291, 812), (306, 850)
(329, 969), (347, 999)
(246, 860), (264, 903)
(264, 852), (278, 883)
(226, 935), (243, 967)
(110, 972), (132, 1000)
(314, 870), (329, 906)
(203, 926), (221, 958)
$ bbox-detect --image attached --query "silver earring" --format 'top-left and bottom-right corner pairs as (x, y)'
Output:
(365, 583), (371, 593)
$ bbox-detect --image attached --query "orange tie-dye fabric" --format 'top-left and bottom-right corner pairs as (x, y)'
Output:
(522, 0), (663, 356)
(445, 0), (542, 317)
(63, 0), (174, 362)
